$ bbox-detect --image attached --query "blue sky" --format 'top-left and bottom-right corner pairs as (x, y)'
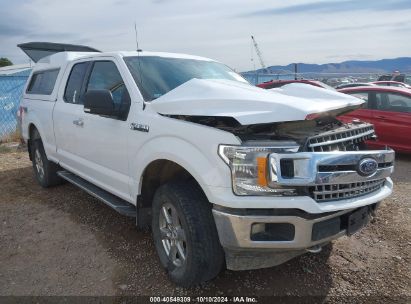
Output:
(1, 0), (410, 71)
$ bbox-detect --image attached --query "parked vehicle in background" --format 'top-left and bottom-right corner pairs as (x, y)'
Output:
(257, 79), (335, 90)
(371, 81), (411, 89)
(393, 74), (411, 85)
(378, 73), (411, 85)
(335, 83), (376, 89)
(378, 74), (393, 81)
(19, 42), (394, 287)
(338, 86), (411, 153)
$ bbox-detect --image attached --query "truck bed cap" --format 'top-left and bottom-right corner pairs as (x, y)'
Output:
(17, 42), (101, 62)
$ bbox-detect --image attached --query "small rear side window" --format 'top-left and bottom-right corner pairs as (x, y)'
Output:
(26, 69), (59, 95)
(64, 62), (90, 104)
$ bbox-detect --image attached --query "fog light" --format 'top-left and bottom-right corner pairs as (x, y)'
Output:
(250, 223), (295, 241)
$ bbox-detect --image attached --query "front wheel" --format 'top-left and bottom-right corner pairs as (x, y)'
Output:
(152, 181), (224, 287)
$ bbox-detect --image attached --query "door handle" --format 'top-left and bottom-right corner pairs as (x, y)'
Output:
(72, 118), (84, 127)
(376, 115), (386, 120)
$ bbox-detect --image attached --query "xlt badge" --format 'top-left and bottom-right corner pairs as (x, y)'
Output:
(130, 123), (149, 132)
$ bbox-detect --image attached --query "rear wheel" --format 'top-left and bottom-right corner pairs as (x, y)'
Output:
(152, 181), (224, 287)
(30, 132), (63, 188)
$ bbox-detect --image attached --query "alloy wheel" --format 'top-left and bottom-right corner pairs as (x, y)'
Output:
(158, 202), (187, 267)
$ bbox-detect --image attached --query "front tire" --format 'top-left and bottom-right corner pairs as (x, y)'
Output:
(31, 136), (63, 188)
(152, 181), (224, 287)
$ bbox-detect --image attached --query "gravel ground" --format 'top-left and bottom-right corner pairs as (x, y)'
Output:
(0, 147), (410, 302)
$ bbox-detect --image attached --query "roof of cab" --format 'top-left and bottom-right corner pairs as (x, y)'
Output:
(32, 50), (215, 72)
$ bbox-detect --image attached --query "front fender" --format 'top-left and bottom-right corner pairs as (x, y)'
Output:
(129, 135), (235, 203)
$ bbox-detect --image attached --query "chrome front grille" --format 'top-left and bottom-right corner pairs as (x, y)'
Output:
(307, 125), (375, 152)
(310, 179), (385, 202)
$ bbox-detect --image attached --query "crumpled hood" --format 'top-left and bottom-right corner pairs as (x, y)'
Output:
(150, 79), (363, 125)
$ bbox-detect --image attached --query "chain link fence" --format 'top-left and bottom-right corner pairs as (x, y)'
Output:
(0, 75), (29, 140)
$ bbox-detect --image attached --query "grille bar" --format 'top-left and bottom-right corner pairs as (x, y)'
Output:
(309, 129), (374, 148)
(311, 179), (385, 202)
(308, 125), (375, 152)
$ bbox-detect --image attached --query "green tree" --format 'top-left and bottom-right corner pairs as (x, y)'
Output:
(0, 58), (13, 67)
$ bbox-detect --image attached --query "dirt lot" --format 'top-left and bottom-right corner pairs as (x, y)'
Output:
(0, 147), (410, 302)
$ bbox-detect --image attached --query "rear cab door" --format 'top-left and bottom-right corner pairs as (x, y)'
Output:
(53, 59), (91, 170)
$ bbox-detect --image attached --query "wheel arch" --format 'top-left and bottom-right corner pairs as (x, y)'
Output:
(130, 135), (232, 202)
(28, 123), (41, 139)
(27, 123), (41, 160)
(136, 158), (210, 228)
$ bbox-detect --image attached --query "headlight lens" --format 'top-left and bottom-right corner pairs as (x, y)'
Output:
(218, 144), (299, 196)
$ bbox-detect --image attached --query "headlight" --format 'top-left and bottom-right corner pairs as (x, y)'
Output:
(218, 143), (299, 196)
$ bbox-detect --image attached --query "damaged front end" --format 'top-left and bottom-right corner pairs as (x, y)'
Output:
(164, 112), (376, 152)
(167, 112), (394, 271)
(151, 79), (395, 271)
(166, 112), (388, 199)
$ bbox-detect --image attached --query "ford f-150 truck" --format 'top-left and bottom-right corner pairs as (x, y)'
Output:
(18, 42), (394, 287)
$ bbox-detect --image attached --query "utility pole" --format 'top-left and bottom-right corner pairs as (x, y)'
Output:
(294, 63), (298, 80)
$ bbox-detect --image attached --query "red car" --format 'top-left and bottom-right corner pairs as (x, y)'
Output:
(257, 79), (334, 90)
(338, 86), (411, 153)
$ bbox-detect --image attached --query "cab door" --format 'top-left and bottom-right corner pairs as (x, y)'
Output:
(73, 59), (132, 201)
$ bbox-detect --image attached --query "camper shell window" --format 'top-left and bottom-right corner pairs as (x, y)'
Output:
(26, 69), (60, 95)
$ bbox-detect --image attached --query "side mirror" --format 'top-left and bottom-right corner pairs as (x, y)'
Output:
(84, 90), (115, 116)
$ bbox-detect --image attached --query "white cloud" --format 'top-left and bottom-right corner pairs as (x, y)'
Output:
(1, 0), (410, 71)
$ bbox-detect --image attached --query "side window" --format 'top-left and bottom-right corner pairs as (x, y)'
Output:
(350, 92), (369, 108)
(86, 61), (129, 107)
(64, 62), (90, 104)
(381, 93), (411, 113)
(374, 93), (387, 110)
(27, 69), (59, 95)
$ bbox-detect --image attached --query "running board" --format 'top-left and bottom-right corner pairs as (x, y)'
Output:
(57, 171), (136, 217)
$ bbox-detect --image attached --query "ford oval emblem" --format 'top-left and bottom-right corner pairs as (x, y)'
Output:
(357, 158), (378, 176)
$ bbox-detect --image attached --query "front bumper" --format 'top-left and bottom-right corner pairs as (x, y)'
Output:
(213, 207), (350, 251)
(212, 177), (391, 270)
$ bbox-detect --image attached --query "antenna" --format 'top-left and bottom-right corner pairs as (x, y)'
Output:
(134, 23), (143, 52)
(133, 22), (144, 107)
(134, 22), (139, 51)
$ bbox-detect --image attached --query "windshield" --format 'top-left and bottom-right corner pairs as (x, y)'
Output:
(124, 56), (248, 101)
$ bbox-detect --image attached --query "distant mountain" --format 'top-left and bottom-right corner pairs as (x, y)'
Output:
(250, 57), (411, 74)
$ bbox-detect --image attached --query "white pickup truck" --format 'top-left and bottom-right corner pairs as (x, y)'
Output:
(18, 42), (394, 287)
